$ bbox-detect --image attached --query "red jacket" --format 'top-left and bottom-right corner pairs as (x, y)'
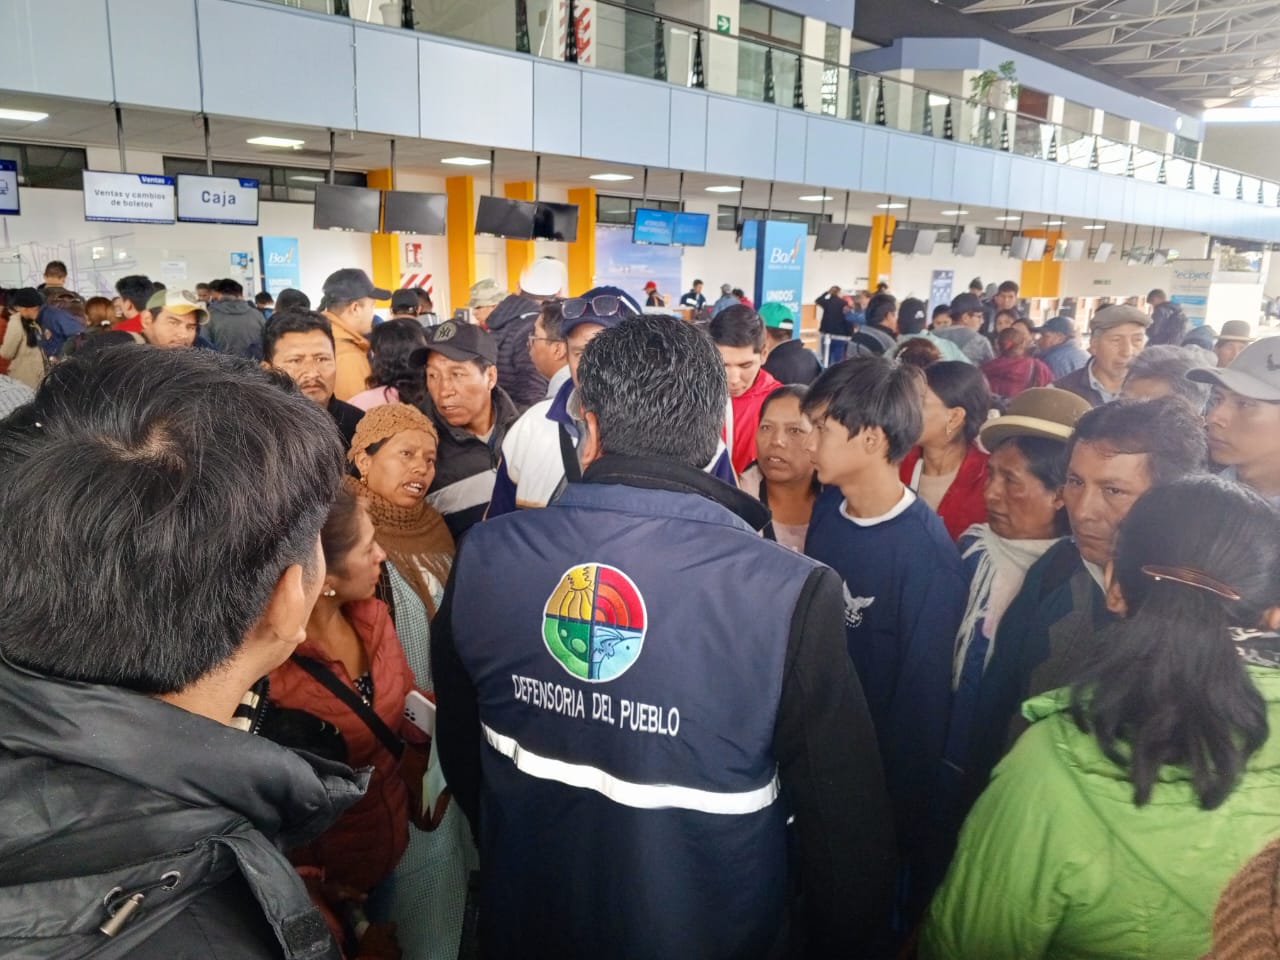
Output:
(898, 443), (989, 542)
(269, 598), (416, 893)
(981, 355), (1054, 399)
(729, 368), (783, 475)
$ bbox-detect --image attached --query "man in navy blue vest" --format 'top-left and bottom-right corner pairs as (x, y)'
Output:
(434, 314), (895, 958)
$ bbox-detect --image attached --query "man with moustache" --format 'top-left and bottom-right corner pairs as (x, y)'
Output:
(262, 310), (364, 452)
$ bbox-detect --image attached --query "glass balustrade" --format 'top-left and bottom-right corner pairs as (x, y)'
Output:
(260, 0), (1279, 205)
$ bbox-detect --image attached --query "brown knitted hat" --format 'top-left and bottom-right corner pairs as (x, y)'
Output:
(1208, 837), (1280, 960)
(347, 402), (437, 465)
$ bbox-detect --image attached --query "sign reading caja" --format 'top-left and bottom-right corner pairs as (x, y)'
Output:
(177, 174), (261, 226)
(82, 170), (175, 224)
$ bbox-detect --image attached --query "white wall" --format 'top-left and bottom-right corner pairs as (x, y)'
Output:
(891, 242), (1013, 306)
(0, 188), (373, 300)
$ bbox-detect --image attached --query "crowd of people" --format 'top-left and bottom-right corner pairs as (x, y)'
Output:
(1, 250), (1279, 960)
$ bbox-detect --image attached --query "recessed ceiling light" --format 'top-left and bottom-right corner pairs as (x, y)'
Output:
(441, 156), (490, 166)
(995, 215), (1023, 222)
(1042, 219), (1065, 226)
(247, 136), (305, 148)
(1082, 224), (1107, 230)
(0, 108), (49, 122)
(876, 202), (908, 209)
(798, 194), (833, 202)
(290, 175), (326, 183)
(940, 209), (970, 216)
(705, 185), (742, 193)
(589, 172), (634, 182)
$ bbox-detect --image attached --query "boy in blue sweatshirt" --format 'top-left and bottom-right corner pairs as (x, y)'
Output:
(801, 357), (967, 932)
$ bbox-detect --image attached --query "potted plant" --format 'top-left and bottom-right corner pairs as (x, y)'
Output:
(968, 60), (1019, 146)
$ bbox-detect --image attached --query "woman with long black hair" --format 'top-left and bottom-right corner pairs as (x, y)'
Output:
(924, 475), (1280, 960)
(347, 317), (430, 412)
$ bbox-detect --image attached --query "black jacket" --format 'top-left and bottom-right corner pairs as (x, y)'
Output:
(326, 394), (364, 452)
(424, 386), (520, 540)
(816, 292), (850, 336)
(485, 294), (545, 410)
(0, 656), (366, 959)
(763, 338), (823, 385)
(207, 299), (267, 361)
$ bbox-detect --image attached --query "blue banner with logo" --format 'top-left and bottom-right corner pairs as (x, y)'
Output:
(753, 220), (808, 325)
(258, 236), (301, 298)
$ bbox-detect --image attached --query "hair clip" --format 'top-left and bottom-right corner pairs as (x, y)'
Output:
(1141, 565), (1242, 601)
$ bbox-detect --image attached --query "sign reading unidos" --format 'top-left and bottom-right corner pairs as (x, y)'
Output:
(177, 174), (260, 226)
(83, 170), (175, 224)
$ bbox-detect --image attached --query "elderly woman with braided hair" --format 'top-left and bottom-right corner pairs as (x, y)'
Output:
(924, 476), (1280, 960)
(346, 402), (474, 960)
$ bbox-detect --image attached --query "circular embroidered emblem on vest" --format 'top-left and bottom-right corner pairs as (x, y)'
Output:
(543, 564), (647, 682)
(433, 321), (457, 342)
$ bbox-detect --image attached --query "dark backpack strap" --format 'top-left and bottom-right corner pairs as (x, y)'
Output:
(291, 655), (404, 761)
(559, 423), (582, 484)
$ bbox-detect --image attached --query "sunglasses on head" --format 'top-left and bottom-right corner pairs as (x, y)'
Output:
(561, 295), (637, 322)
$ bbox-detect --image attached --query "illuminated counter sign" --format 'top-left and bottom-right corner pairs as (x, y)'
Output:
(83, 170), (176, 224)
(0, 160), (19, 215)
(177, 174), (260, 226)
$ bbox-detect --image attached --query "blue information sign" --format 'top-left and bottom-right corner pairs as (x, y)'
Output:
(753, 220), (808, 324)
(633, 208), (675, 245)
(0, 159), (18, 215)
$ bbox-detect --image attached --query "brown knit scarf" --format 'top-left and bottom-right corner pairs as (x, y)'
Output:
(343, 479), (454, 618)
(1209, 837), (1280, 960)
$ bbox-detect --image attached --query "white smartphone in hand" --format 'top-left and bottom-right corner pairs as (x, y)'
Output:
(404, 690), (437, 738)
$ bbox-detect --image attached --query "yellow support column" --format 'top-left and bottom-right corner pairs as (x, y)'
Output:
(366, 169), (398, 301)
(868, 214), (895, 289)
(504, 180), (535, 293)
(1019, 229), (1063, 298)
(566, 187), (596, 296)
(446, 175), (477, 313)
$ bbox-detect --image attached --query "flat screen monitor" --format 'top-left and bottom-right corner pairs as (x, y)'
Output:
(1009, 237), (1031, 260)
(633, 208), (675, 245)
(890, 228), (919, 254)
(1066, 239), (1086, 261)
(1025, 237), (1047, 261)
(533, 201), (579, 242)
(475, 195), (536, 240)
(313, 184), (381, 232)
(382, 190), (447, 235)
(815, 222), (845, 252)
(1052, 239), (1070, 261)
(913, 230), (937, 256)
(842, 224), (872, 252)
(672, 211), (709, 246)
(955, 231), (980, 257)
(739, 219), (759, 251)
(1094, 241), (1114, 262)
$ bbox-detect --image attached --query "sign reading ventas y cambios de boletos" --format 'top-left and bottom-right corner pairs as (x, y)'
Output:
(177, 174), (260, 226)
(82, 170), (175, 224)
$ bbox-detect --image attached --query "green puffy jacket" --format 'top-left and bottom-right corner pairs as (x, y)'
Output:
(922, 666), (1280, 960)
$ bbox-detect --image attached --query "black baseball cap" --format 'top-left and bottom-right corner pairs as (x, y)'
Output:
(950, 292), (983, 317)
(322, 268), (390, 302)
(390, 289), (420, 313)
(410, 320), (498, 366)
(10, 288), (45, 309)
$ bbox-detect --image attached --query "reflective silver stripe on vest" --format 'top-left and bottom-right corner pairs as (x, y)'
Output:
(482, 724), (780, 815)
(427, 469), (497, 518)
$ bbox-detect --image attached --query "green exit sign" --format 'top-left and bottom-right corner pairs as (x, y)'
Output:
(716, 14), (731, 33)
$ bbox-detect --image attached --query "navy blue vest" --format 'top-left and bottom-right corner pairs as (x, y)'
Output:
(451, 480), (820, 958)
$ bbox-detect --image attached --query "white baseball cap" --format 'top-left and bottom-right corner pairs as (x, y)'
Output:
(519, 257), (568, 299)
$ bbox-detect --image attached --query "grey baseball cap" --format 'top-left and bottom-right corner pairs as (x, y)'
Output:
(1188, 335), (1280, 402)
